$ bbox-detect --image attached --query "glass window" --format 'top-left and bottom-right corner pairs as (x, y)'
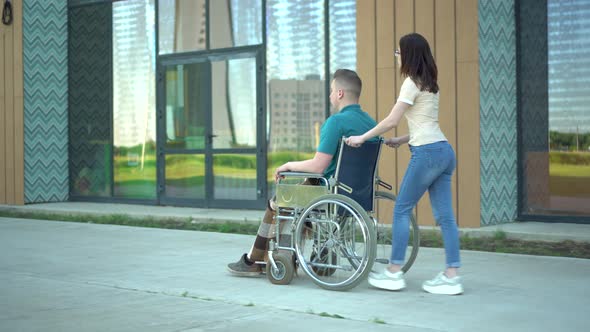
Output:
(210, 0), (262, 49)
(213, 154), (257, 200)
(158, 0), (207, 54)
(69, 2), (113, 197)
(113, 0), (157, 199)
(211, 58), (257, 149)
(165, 63), (208, 150)
(546, 0), (590, 216)
(519, 0), (590, 219)
(330, 0), (356, 72)
(165, 154), (205, 199)
(266, 0), (326, 192)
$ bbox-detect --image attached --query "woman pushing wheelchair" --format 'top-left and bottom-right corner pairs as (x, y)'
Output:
(346, 33), (463, 295)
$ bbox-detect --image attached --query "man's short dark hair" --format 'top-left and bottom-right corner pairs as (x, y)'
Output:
(333, 69), (362, 99)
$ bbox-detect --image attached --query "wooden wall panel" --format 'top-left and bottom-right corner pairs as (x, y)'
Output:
(415, 0), (435, 52)
(14, 0), (24, 205)
(358, 0), (481, 227)
(431, 0), (458, 226)
(357, 0), (377, 115)
(456, 0), (480, 227)
(0, 24), (6, 203)
(0, 0), (24, 205)
(394, 0), (414, 224)
(5, 25), (15, 204)
(415, 0), (437, 227)
(377, 68), (396, 225)
(375, 0), (396, 225)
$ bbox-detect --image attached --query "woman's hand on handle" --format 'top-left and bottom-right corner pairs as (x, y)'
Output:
(385, 135), (409, 149)
(385, 137), (402, 148)
(345, 135), (365, 148)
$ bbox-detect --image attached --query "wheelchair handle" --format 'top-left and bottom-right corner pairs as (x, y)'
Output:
(336, 181), (353, 194)
(377, 179), (393, 191)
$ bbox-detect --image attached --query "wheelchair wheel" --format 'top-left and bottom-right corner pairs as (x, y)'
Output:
(267, 253), (295, 285)
(310, 247), (338, 276)
(294, 194), (376, 291)
(373, 191), (420, 273)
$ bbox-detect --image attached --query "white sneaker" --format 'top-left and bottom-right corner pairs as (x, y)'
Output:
(368, 270), (406, 291)
(422, 272), (463, 295)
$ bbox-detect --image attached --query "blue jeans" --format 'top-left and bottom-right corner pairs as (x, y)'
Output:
(391, 141), (461, 268)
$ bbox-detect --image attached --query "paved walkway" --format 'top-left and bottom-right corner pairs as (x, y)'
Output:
(1, 216), (589, 331)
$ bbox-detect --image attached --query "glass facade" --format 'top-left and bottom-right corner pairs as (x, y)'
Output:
(266, 0), (357, 190)
(67, 0), (355, 208)
(158, 0), (207, 54)
(112, 0), (157, 199)
(329, 0), (356, 81)
(519, 0), (590, 220)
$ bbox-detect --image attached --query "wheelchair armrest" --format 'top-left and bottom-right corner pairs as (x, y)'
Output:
(278, 172), (325, 179)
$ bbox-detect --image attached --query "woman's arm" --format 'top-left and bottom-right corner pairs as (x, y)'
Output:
(346, 101), (411, 147)
(385, 134), (410, 148)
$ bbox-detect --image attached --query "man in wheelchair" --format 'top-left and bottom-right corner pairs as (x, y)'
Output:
(227, 69), (377, 276)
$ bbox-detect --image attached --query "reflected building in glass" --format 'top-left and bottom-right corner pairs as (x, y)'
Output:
(269, 77), (325, 151)
(548, 0), (590, 135)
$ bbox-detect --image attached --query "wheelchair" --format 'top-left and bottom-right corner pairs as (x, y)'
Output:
(265, 138), (420, 291)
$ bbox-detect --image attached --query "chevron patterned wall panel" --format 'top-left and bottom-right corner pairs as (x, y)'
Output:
(23, 0), (69, 203)
(479, 0), (518, 225)
(69, 3), (112, 197)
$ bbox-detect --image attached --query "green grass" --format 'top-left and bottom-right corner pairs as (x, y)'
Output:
(0, 210), (259, 234)
(1, 209), (589, 259)
(550, 163), (590, 178)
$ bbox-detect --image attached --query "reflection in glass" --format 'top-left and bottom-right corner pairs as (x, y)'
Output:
(165, 154), (205, 199)
(213, 154), (257, 200)
(69, 2), (112, 197)
(266, 0), (326, 192)
(330, 0), (356, 73)
(545, 0), (590, 216)
(158, 0), (206, 54)
(113, 0), (157, 199)
(165, 63), (208, 149)
(211, 58), (257, 149)
(210, 0), (262, 49)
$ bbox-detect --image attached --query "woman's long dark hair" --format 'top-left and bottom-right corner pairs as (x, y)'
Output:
(399, 33), (439, 94)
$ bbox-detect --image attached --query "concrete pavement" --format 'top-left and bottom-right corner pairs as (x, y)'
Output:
(1, 217), (589, 332)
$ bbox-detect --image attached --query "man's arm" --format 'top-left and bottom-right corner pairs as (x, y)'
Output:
(274, 152), (333, 180)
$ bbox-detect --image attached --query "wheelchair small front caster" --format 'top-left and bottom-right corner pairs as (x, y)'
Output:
(266, 253), (294, 285)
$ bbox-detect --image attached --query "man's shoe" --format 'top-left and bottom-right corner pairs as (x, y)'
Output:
(422, 272), (463, 295)
(227, 254), (263, 277)
(368, 269), (406, 291)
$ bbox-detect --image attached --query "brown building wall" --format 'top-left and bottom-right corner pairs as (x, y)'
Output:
(357, 0), (480, 228)
(0, 0), (25, 205)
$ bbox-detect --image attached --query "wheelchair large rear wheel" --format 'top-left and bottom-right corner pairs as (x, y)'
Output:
(372, 191), (420, 273)
(294, 194), (376, 291)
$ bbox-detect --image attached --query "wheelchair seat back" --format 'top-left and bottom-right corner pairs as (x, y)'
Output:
(334, 138), (383, 212)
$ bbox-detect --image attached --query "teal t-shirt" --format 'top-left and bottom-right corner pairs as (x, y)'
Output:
(317, 104), (378, 177)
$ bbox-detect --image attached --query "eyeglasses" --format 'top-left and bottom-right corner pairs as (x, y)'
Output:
(394, 49), (400, 57)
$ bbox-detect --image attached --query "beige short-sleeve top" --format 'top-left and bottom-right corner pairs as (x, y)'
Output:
(398, 77), (447, 146)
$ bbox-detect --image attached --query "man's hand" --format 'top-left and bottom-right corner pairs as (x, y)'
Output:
(274, 163), (290, 182)
(384, 137), (403, 148)
(345, 135), (365, 148)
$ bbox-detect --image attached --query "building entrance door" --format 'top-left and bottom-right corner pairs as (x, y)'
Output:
(157, 47), (266, 209)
